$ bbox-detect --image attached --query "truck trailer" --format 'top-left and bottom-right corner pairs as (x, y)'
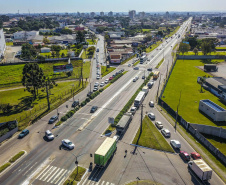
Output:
(116, 113), (133, 135)
(142, 86), (149, 96)
(188, 159), (212, 182)
(94, 137), (117, 168)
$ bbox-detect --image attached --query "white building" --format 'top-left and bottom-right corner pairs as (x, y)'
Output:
(13, 31), (39, 40)
(0, 29), (6, 59)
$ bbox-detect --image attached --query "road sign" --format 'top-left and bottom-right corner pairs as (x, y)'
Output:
(108, 117), (114, 124)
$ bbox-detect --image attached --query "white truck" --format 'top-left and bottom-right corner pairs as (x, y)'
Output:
(188, 159), (212, 182)
(142, 86), (149, 96)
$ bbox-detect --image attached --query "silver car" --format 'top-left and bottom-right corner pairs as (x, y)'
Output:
(62, 139), (75, 149)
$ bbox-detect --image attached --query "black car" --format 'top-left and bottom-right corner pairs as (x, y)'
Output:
(142, 76), (145, 79)
(87, 91), (93, 97)
(72, 100), (79, 108)
(48, 115), (58, 124)
(147, 68), (152, 71)
(19, 129), (29, 138)
(90, 106), (98, 113)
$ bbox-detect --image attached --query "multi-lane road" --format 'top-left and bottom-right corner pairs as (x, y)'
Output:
(0, 18), (224, 185)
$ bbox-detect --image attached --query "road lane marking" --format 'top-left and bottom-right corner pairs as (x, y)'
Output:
(101, 181), (105, 185)
(55, 169), (68, 184)
(36, 165), (50, 179)
(23, 162), (38, 175)
(50, 168), (65, 184)
(81, 176), (88, 185)
(42, 166), (57, 181)
(57, 170), (71, 185)
(39, 166), (53, 181)
(106, 182), (109, 185)
(46, 167), (61, 182)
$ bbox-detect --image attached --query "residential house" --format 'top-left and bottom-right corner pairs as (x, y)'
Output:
(41, 47), (51, 53)
(48, 34), (77, 44)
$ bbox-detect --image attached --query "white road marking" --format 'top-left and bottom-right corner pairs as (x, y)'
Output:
(39, 166), (53, 181)
(57, 170), (71, 185)
(110, 183), (115, 185)
(46, 167), (61, 182)
(105, 182), (109, 185)
(36, 165), (50, 179)
(42, 166), (57, 181)
(23, 162), (37, 175)
(50, 168), (65, 184)
(55, 169), (68, 184)
(81, 176), (88, 185)
(101, 181), (105, 185)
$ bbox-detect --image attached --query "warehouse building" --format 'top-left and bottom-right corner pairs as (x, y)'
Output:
(0, 29), (6, 59)
(199, 99), (226, 121)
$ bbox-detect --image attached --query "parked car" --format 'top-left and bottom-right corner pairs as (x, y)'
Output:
(93, 87), (98, 92)
(148, 112), (155, 120)
(147, 68), (152, 71)
(128, 64), (131, 67)
(49, 115), (58, 124)
(142, 76), (145, 79)
(161, 128), (171, 137)
(19, 129), (29, 138)
(96, 76), (100, 80)
(191, 152), (201, 160)
(155, 121), (163, 129)
(100, 82), (105, 87)
(109, 77), (113, 81)
(133, 67), (139, 70)
(133, 78), (137, 82)
(72, 101), (79, 108)
(170, 140), (181, 149)
(87, 91), (93, 97)
(112, 74), (116, 78)
(62, 139), (75, 149)
(149, 101), (154, 107)
(90, 106), (98, 113)
(94, 82), (99, 87)
(105, 79), (109, 84)
(45, 130), (54, 140)
(180, 151), (190, 161)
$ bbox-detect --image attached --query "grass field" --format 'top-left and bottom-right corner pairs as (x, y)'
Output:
(216, 47), (226, 50)
(167, 26), (180, 38)
(132, 116), (174, 153)
(0, 81), (86, 129)
(6, 42), (13, 46)
(86, 39), (97, 45)
(63, 166), (86, 185)
(101, 66), (116, 77)
(0, 60), (90, 86)
(146, 41), (162, 53)
(142, 29), (151, 32)
(39, 49), (69, 58)
(81, 50), (94, 59)
(162, 59), (226, 128)
(179, 51), (226, 56)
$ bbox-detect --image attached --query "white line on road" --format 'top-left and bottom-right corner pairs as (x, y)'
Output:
(23, 162), (38, 176)
(57, 170), (71, 185)
(46, 167), (61, 182)
(51, 168), (65, 184)
(39, 166), (53, 181)
(81, 176), (88, 185)
(101, 181), (105, 185)
(42, 166), (56, 181)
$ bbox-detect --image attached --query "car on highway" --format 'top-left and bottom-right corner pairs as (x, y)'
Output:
(180, 151), (190, 161)
(133, 67), (139, 70)
(109, 76), (113, 81)
(149, 101), (154, 107)
(62, 139), (75, 149)
(147, 59), (150, 61)
(96, 76), (100, 80)
(148, 112), (155, 120)
(191, 152), (201, 160)
(48, 115), (58, 124)
(170, 140), (181, 149)
(45, 130), (54, 140)
(72, 101), (79, 108)
(142, 76), (145, 79)
(161, 128), (171, 137)
(155, 121), (163, 129)
(90, 106), (98, 113)
(130, 107), (137, 115)
(100, 82), (105, 87)
(147, 68), (152, 71)
(19, 129), (29, 138)
(133, 78), (137, 82)
(128, 64), (131, 67)
(105, 79), (109, 84)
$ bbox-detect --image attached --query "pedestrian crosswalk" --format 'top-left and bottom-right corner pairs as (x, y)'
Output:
(80, 176), (115, 185)
(35, 165), (71, 184)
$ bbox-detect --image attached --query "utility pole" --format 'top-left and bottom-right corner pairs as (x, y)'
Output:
(45, 81), (50, 110)
(166, 60), (169, 80)
(90, 82), (91, 92)
(140, 104), (143, 135)
(156, 74), (162, 102)
(175, 90), (182, 131)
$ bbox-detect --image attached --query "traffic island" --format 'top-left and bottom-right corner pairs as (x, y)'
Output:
(63, 166), (86, 185)
(125, 180), (162, 185)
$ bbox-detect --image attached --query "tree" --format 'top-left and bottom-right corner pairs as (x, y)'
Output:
(21, 43), (37, 60)
(201, 42), (212, 55)
(193, 47), (198, 55)
(0, 103), (13, 114)
(76, 31), (85, 43)
(90, 33), (97, 44)
(157, 31), (163, 37)
(51, 51), (56, 58)
(43, 37), (50, 44)
(42, 77), (57, 110)
(56, 51), (60, 58)
(179, 43), (190, 55)
(22, 63), (45, 99)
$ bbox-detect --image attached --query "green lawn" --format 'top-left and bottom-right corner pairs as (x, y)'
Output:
(81, 50), (94, 59)
(86, 39), (97, 45)
(63, 166), (86, 185)
(146, 41), (162, 53)
(142, 29), (151, 32)
(0, 60), (90, 86)
(0, 81), (86, 130)
(101, 66), (116, 77)
(216, 47), (226, 50)
(6, 42), (13, 46)
(162, 59), (226, 128)
(133, 60), (140, 66)
(167, 26), (180, 38)
(40, 49), (69, 58)
(132, 116), (174, 153)
(179, 51), (226, 56)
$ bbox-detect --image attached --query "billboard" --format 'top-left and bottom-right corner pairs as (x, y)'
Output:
(53, 64), (73, 73)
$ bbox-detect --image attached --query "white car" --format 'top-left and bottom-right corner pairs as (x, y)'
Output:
(105, 79), (109, 84)
(148, 112), (155, 120)
(161, 128), (171, 137)
(130, 107), (137, 115)
(100, 82), (105, 87)
(170, 140), (181, 149)
(45, 130), (54, 140)
(155, 121), (163, 129)
(149, 101), (154, 107)
(94, 82), (99, 87)
(62, 139), (75, 149)
(96, 76), (100, 80)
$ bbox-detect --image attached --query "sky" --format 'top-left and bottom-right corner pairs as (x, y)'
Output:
(1, 0), (226, 14)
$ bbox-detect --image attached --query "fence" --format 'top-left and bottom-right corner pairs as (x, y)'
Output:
(158, 98), (226, 166)
(177, 55), (226, 60)
(0, 120), (18, 143)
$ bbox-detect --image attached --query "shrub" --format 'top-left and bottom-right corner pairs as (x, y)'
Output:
(0, 163), (11, 173)
(85, 98), (90, 102)
(9, 151), (25, 163)
(61, 116), (67, 122)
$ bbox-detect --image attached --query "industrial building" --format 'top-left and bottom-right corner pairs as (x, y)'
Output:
(199, 99), (226, 121)
(0, 29), (6, 59)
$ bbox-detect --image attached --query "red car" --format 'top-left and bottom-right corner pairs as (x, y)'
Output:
(109, 76), (113, 81)
(179, 151), (190, 161)
(191, 152), (201, 160)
